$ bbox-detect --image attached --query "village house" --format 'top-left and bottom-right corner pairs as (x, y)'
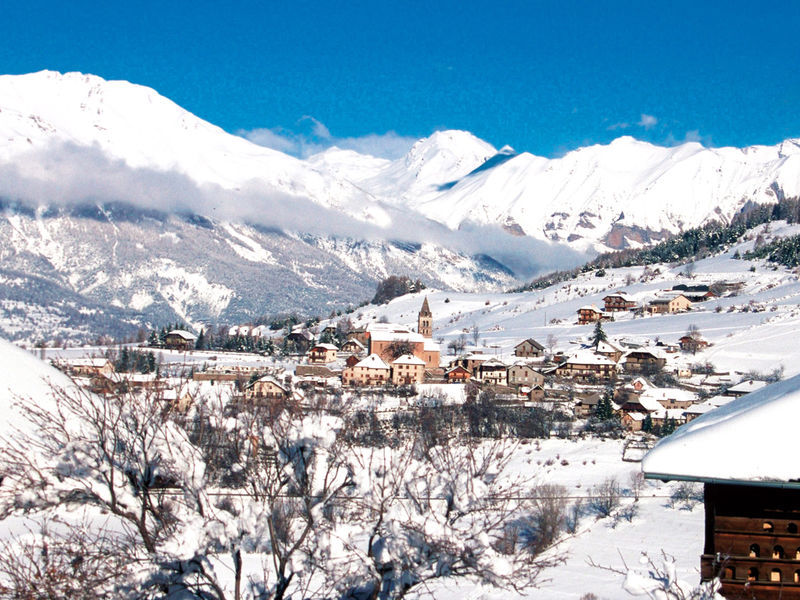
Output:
(647, 293), (692, 314)
(164, 329), (197, 351)
(679, 334), (710, 352)
(307, 343), (338, 364)
(452, 352), (489, 374)
(643, 377), (800, 599)
(639, 386), (697, 410)
(514, 338), (545, 358)
(621, 349), (667, 374)
(340, 338), (366, 355)
(477, 359), (508, 386)
(577, 305), (610, 325)
(528, 385), (545, 402)
(391, 354), (426, 385)
(556, 350), (617, 381)
(287, 327), (315, 346)
(593, 340), (624, 363)
(245, 375), (289, 401)
(445, 364), (471, 383)
(507, 364), (545, 389)
(344, 354), (360, 368)
(726, 379), (769, 397)
(63, 357), (115, 377)
(342, 353), (391, 386)
(346, 327), (369, 346)
(620, 411), (646, 431)
(603, 291), (637, 312)
(574, 392), (603, 419)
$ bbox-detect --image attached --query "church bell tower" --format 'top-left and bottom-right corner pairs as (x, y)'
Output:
(418, 296), (432, 338)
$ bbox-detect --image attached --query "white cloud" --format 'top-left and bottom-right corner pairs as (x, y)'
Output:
(664, 129), (712, 147)
(238, 117), (417, 160)
(607, 121), (630, 131)
(638, 114), (658, 129)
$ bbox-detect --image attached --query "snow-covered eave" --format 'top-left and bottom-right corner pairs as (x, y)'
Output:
(643, 471), (800, 490)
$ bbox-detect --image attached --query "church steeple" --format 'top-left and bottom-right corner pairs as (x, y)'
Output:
(418, 296), (432, 338)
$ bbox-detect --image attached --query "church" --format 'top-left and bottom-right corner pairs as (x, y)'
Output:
(365, 297), (441, 369)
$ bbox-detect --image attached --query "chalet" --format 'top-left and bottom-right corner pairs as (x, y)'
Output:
(445, 365), (471, 383)
(64, 357), (115, 377)
(342, 354), (390, 386)
(347, 327), (369, 345)
(340, 338), (366, 355)
(643, 375), (800, 600)
(507, 364), (544, 388)
(344, 354), (360, 368)
(245, 376), (289, 401)
(603, 292), (637, 312)
(620, 411), (646, 431)
(639, 387), (697, 410)
(287, 328), (315, 346)
(673, 284), (716, 303)
(307, 343), (338, 364)
(477, 359), (508, 386)
(453, 352), (489, 374)
(647, 293), (691, 314)
(621, 349), (666, 374)
(679, 334), (710, 352)
(726, 379), (769, 398)
(577, 305), (609, 325)
(164, 330), (197, 351)
(514, 338), (545, 358)
(391, 354), (426, 385)
(650, 407), (687, 428)
(556, 350), (617, 381)
(574, 392), (603, 418)
(594, 340), (623, 363)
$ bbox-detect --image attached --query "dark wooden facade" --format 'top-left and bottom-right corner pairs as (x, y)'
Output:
(702, 482), (800, 599)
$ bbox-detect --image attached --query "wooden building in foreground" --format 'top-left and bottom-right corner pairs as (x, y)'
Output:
(643, 375), (800, 599)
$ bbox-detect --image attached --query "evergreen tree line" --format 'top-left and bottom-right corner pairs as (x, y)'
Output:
(107, 347), (158, 374)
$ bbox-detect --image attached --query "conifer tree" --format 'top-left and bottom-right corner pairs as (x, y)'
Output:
(591, 320), (607, 348)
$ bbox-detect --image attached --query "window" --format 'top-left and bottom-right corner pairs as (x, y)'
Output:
(748, 567), (759, 582)
(763, 521), (774, 532)
(789, 523), (798, 534)
(773, 545), (785, 559)
(750, 544), (760, 558)
(795, 570), (800, 583)
(770, 568), (782, 582)
(723, 566), (736, 580)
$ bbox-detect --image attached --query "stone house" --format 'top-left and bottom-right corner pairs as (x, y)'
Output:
(507, 364), (545, 388)
(391, 354), (426, 385)
(308, 343), (338, 364)
(514, 338), (545, 358)
(342, 353), (390, 386)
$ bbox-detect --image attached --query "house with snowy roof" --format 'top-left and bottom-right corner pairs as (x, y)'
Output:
(726, 379), (769, 397)
(62, 357), (115, 377)
(603, 291), (637, 312)
(514, 338), (545, 358)
(365, 299), (441, 369)
(643, 374), (800, 599)
(639, 386), (697, 410)
(164, 329), (197, 351)
(647, 292), (691, 314)
(340, 338), (366, 355)
(391, 354), (426, 385)
(555, 350), (617, 381)
(593, 340), (624, 363)
(308, 343), (339, 364)
(577, 304), (610, 325)
(621, 349), (667, 373)
(342, 353), (390, 386)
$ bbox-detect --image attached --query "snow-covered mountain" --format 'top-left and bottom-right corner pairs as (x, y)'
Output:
(2, 70), (800, 341)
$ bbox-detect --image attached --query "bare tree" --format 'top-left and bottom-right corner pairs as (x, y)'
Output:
(336, 436), (561, 599)
(470, 323), (480, 346)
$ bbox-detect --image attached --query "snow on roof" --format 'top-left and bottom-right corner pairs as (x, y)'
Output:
(65, 357), (111, 367)
(167, 329), (197, 340)
(368, 327), (425, 343)
(579, 304), (602, 312)
(594, 340), (622, 354)
(354, 354), (390, 370)
(392, 354), (426, 366)
(565, 350), (616, 366)
(312, 343), (339, 351)
(639, 387), (696, 404)
(343, 338), (365, 349)
(254, 375), (286, 389)
(515, 338), (544, 349)
(727, 379), (769, 394)
(643, 374), (800, 484)
(635, 394), (666, 412)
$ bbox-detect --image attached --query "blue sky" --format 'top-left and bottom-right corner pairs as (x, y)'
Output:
(2, 1), (799, 158)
